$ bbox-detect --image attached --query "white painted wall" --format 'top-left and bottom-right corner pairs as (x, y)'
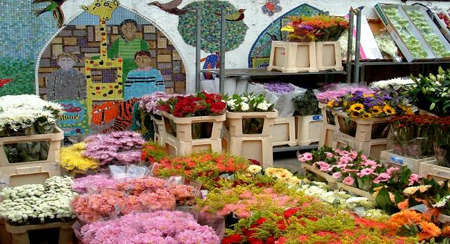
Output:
(60, 0), (450, 93)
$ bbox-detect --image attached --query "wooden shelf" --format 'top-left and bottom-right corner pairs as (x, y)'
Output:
(273, 144), (318, 153)
(200, 68), (347, 78)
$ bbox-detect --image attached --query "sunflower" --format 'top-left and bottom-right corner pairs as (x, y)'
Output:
(350, 111), (361, 118)
(383, 105), (396, 116)
(362, 112), (372, 119)
(349, 103), (364, 113)
(370, 106), (383, 116)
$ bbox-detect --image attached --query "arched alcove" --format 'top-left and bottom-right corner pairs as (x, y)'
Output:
(247, 4), (325, 68)
(36, 6), (187, 134)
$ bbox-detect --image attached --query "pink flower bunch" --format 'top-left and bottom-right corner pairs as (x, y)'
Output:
(78, 211), (219, 244)
(72, 177), (197, 223)
(316, 87), (373, 103)
(139, 92), (177, 115)
(83, 131), (145, 166)
(72, 174), (116, 193)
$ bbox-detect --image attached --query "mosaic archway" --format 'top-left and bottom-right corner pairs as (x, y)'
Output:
(248, 4), (325, 68)
(37, 5), (187, 135)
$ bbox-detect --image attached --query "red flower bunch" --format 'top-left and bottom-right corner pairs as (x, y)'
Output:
(158, 91), (226, 117)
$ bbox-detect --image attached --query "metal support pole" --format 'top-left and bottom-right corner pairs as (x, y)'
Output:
(219, 6), (226, 94)
(195, 7), (202, 92)
(346, 9), (354, 84)
(354, 10), (362, 84)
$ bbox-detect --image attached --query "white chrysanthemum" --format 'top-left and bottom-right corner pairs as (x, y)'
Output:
(371, 77), (414, 91)
(247, 165), (262, 174)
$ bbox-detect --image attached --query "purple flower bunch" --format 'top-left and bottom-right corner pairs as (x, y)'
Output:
(139, 92), (176, 115)
(72, 174), (116, 194)
(263, 82), (295, 93)
(316, 87), (372, 103)
(79, 211), (219, 244)
(83, 131), (145, 166)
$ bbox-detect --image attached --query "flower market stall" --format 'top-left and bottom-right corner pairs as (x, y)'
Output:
(2, 1), (450, 244)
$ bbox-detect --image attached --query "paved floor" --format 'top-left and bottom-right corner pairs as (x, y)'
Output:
(273, 151), (301, 172)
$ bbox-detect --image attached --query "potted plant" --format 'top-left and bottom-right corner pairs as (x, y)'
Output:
(292, 89), (322, 146)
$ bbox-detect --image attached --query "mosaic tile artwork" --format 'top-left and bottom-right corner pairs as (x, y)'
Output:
(0, 0), (57, 96)
(58, 100), (90, 136)
(36, 5), (187, 134)
(248, 4), (325, 68)
(178, 1), (248, 53)
(262, 0), (282, 16)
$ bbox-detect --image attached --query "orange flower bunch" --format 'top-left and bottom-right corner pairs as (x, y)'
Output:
(389, 210), (442, 241)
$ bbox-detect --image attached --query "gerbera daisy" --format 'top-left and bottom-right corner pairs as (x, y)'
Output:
(419, 222), (441, 241)
(383, 105), (396, 115)
(350, 103), (364, 113)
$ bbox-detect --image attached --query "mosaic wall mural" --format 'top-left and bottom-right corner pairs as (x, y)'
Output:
(248, 4), (325, 68)
(37, 4), (187, 134)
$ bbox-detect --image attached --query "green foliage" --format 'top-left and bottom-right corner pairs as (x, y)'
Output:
(292, 89), (320, 116)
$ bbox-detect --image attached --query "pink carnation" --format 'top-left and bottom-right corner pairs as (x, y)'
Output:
(343, 176), (355, 186)
(316, 161), (331, 172)
(332, 172), (342, 179)
(373, 173), (391, 184)
(357, 168), (374, 177)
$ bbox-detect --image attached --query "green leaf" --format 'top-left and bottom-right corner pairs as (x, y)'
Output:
(430, 102), (436, 110)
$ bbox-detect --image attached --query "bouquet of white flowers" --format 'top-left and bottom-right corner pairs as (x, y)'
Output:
(0, 176), (77, 225)
(0, 95), (63, 136)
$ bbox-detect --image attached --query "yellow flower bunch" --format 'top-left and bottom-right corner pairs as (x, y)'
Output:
(370, 106), (383, 116)
(265, 167), (303, 186)
(60, 143), (99, 172)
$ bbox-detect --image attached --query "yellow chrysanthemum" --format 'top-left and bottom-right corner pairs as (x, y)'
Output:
(328, 99), (336, 108)
(362, 112), (372, 119)
(287, 176), (302, 185)
(247, 165), (262, 174)
(349, 103), (364, 113)
(370, 106), (383, 116)
(265, 167), (284, 177)
(383, 105), (396, 116)
(60, 143), (99, 172)
(275, 170), (293, 181)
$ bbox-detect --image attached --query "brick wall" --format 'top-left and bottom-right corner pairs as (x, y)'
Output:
(38, 24), (186, 99)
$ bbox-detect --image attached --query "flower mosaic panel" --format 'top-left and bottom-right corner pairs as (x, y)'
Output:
(248, 4), (325, 68)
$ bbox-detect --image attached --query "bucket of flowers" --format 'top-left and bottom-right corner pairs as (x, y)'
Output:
(268, 15), (348, 73)
(158, 91), (226, 156)
(0, 95), (64, 166)
(292, 89), (323, 146)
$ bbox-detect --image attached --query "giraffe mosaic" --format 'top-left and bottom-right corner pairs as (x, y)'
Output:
(81, 0), (124, 124)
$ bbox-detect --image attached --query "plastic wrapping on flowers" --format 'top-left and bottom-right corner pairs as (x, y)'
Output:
(262, 82), (306, 117)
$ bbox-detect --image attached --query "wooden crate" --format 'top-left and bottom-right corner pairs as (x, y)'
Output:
(6, 221), (74, 244)
(161, 112), (225, 156)
(316, 41), (343, 71)
(419, 161), (450, 181)
(267, 41), (318, 73)
(337, 182), (375, 202)
(0, 220), (12, 244)
(296, 115), (322, 146)
(0, 162), (61, 187)
(222, 128), (273, 168)
(0, 127), (64, 167)
(225, 111), (278, 137)
(272, 117), (296, 147)
(334, 111), (392, 142)
(380, 150), (436, 174)
(151, 115), (166, 147)
(334, 133), (391, 160)
(301, 163), (337, 188)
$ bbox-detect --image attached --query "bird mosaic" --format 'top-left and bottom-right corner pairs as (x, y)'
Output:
(214, 9), (245, 21)
(32, 0), (67, 28)
(148, 0), (187, 16)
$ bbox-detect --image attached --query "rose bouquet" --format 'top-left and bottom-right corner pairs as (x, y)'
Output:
(71, 176), (197, 223)
(390, 115), (436, 158)
(0, 176), (77, 225)
(82, 131), (145, 166)
(60, 143), (100, 175)
(226, 93), (275, 134)
(158, 91), (226, 117)
(77, 211), (219, 244)
(408, 67), (450, 117)
(281, 15), (349, 42)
